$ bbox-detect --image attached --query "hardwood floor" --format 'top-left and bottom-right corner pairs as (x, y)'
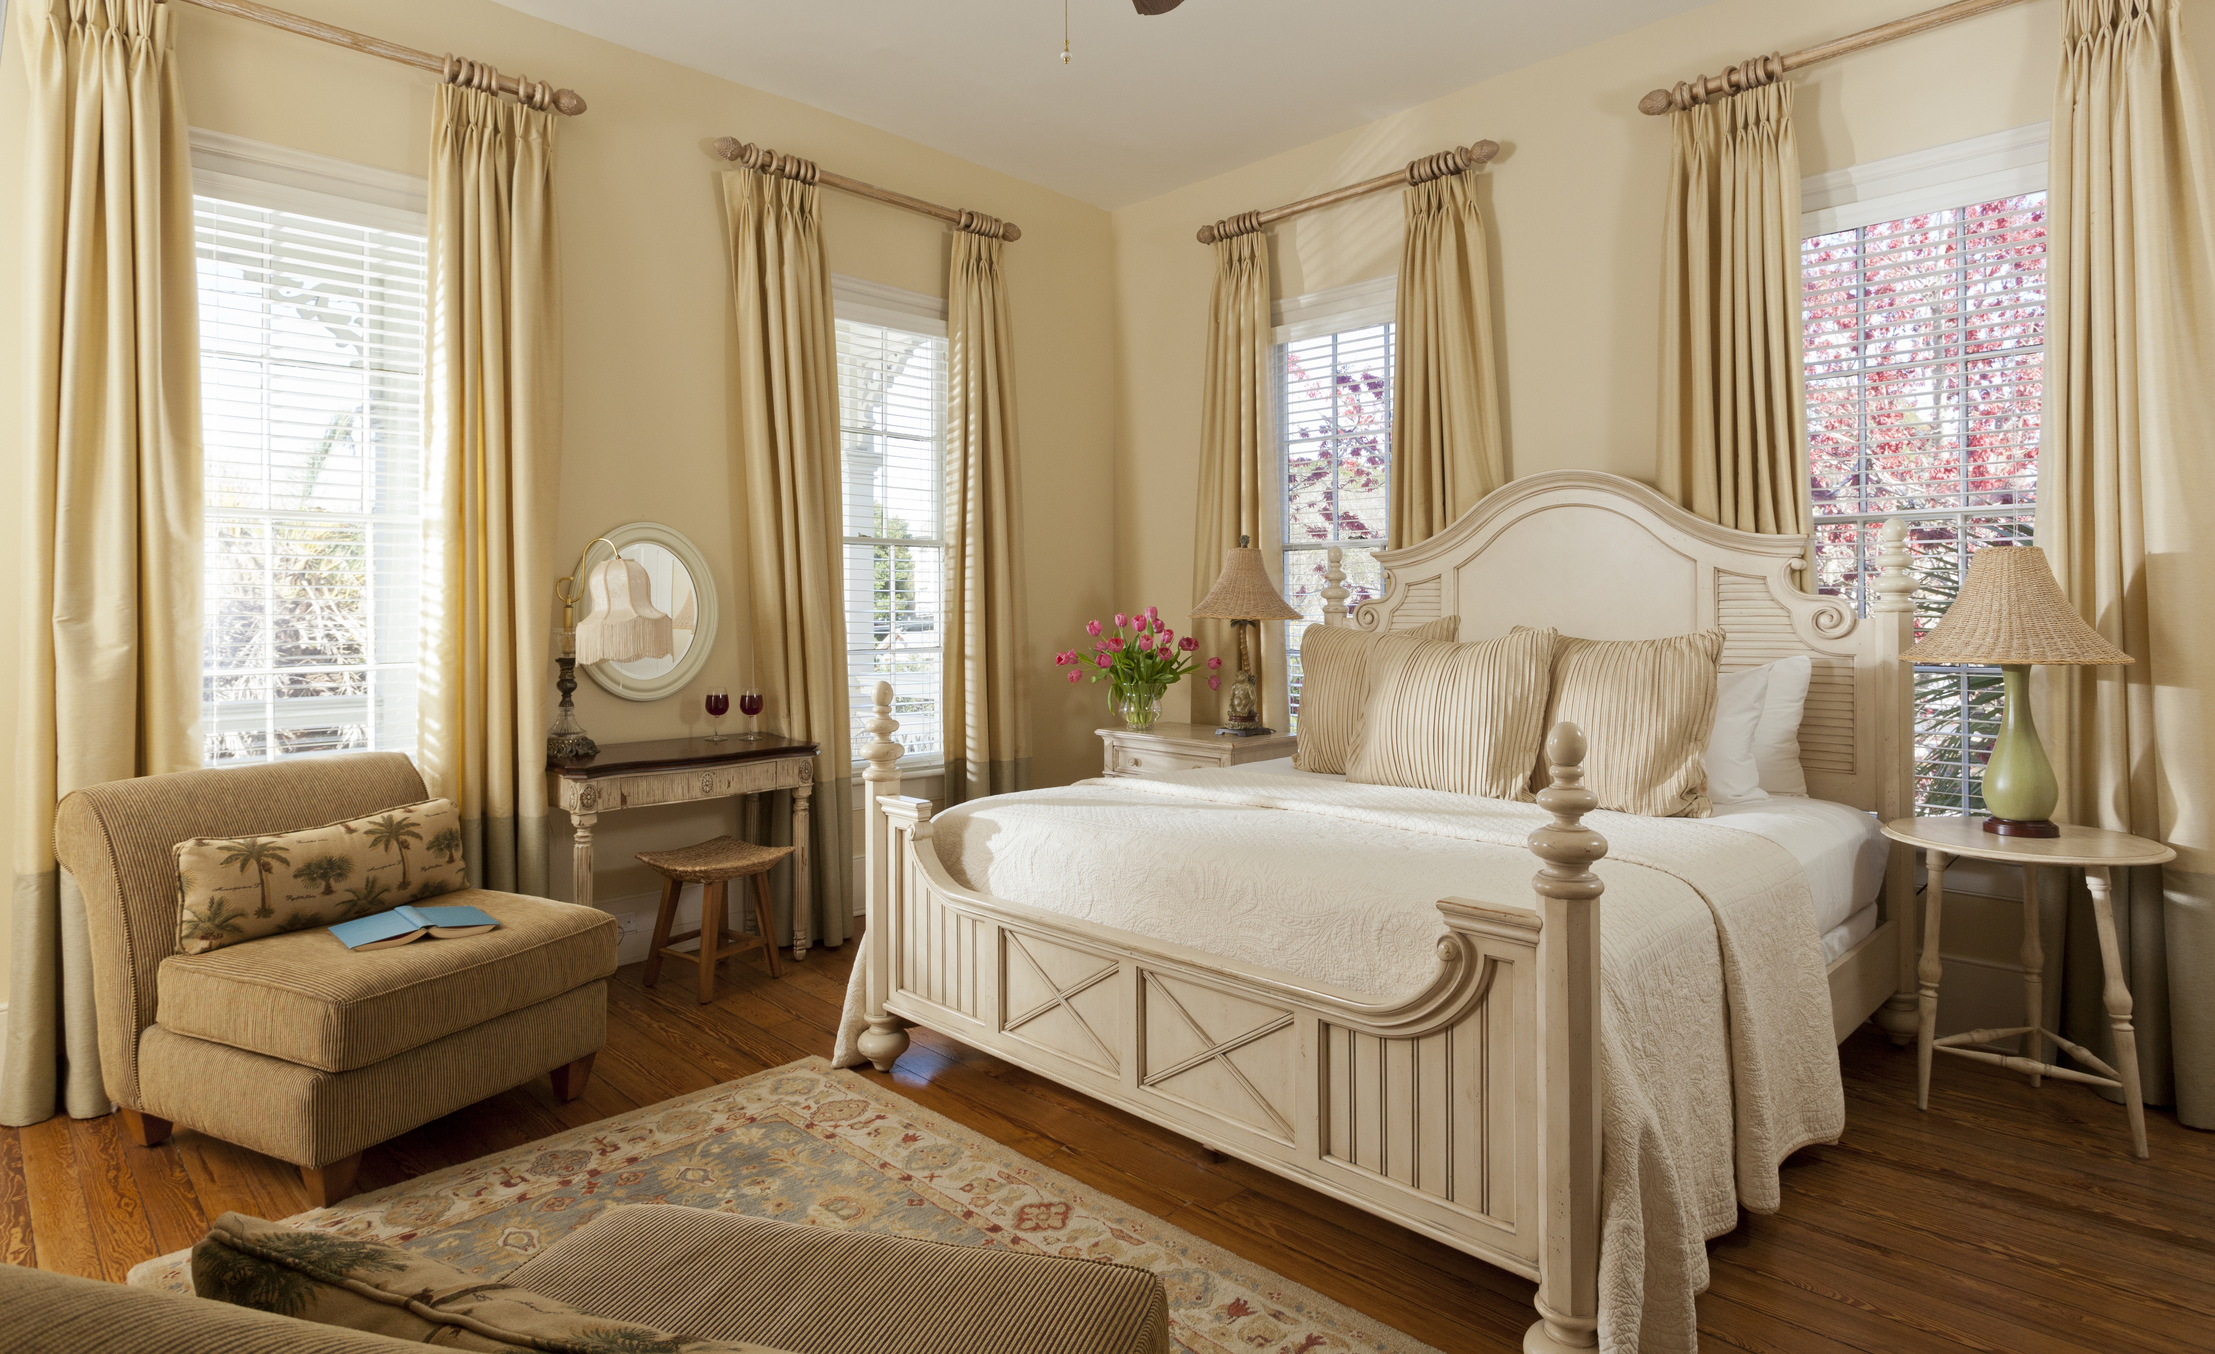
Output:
(4, 945), (2211, 1353)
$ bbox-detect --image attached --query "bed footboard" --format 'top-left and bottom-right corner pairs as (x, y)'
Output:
(857, 684), (1605, 1351)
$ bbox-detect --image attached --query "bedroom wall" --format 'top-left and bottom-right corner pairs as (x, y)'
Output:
(0, 0), (1120, 994)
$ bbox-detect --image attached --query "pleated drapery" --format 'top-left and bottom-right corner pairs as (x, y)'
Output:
(723, 164), (854, 949)
(1657, 82), (1812, 542)
(1389, 169), (1505, 549)
(1191, 231), (1273, 726)
(417, 83), (561, 897)
(2037, 0), (2215, 1128)
(942, 229), (1032, 804)
(3, 0), (203, 1126)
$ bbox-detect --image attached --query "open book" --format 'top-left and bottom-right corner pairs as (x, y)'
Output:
(330, 903), (500, 952)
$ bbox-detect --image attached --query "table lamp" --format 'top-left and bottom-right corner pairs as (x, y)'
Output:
(1191, 535), (1302, 737)
(1908, 544), (2132, 837)
(548, 536), (675, 762)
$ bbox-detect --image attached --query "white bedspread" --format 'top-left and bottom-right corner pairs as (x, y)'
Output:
(833, 769), (1844, 1353)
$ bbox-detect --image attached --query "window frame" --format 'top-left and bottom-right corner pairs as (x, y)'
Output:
(832, 275), (951, 772)
(1266, 276), (1397, 729)
(189, 130), (431, 768)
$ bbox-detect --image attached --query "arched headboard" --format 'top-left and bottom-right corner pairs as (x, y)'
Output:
(1327, 470), (1914, 818)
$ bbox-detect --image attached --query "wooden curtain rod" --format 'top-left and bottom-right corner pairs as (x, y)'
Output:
(159, 0), (588, 115)
(1194, 140), (1498, 245)
(712, 138), (1022, 242)
(1639, 0), (2034, 114)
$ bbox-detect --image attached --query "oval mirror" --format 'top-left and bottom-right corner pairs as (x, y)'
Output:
(579, 522), (719, 702)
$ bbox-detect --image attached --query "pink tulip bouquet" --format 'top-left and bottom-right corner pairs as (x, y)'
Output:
(1051, 607), (1222, 730)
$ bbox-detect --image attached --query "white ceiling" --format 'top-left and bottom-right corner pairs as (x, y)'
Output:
(492, 0), (1710, 209)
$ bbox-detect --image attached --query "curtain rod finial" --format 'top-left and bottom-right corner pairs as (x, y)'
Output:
(1468, 139), (1500, 164)
(1639, 88), (1674, 115)
(555, 88), (587, 116)
(713, 136), (748, 162)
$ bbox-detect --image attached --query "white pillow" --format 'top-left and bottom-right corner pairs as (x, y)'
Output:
(1705, 666), (1770, 805)
(1754, 655), (1813, 796)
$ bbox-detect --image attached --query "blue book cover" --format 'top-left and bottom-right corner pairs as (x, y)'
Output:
(330, 903), (498, 950)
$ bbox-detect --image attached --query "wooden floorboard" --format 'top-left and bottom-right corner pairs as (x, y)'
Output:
(7, 943), (2211, 1353)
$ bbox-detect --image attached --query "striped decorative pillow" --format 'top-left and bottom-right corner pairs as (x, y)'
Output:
(1345, 628), (1557, 799)
(1292, 616), (1461, 774)
(1534, 629), (1726, 817)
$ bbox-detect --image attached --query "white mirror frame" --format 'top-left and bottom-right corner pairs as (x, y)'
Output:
(579, 522), (720, 702)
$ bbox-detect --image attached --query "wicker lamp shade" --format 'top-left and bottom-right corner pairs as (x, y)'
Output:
(1909, 546), (2133, 667)
(1192, 546), (1302, 621)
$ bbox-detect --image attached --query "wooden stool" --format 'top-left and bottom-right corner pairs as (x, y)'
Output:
(639, 836), (794, 1003)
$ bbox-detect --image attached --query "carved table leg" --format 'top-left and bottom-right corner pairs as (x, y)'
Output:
(791, 774), (813, 962)
(570, 801), (599, 910)
(2085, 865), (2149, 1159)
(2021, 863), (2044, 1086)
(1917, 848), (1950, 1112)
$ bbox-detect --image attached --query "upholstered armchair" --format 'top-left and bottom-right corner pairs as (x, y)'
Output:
(54, 753), (616, 1206)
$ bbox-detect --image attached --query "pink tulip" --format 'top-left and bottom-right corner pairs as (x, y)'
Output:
(1114, 613), (1127, 628)
(1053, 652), (1068, 666)
(1067, 670), (1082, 684)
(1145, 606), (1160, 622)
(1206, 656), (1223, 670)
(1086, 620), (1102, 637)
(1095, 654), (1112, 669)
(1095, 640), (1107, 651)
(1207, 676), (1222, 691)
(1106, 636), (1125, 652)
(1157, 628), (1174, 645)
(1136, 633), (1154, 651)
(1179, 636), (1199, 652)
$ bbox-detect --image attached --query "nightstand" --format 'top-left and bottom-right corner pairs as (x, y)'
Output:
(1096, 722), (1298, 780)
(1880, 815), (2174, 1158)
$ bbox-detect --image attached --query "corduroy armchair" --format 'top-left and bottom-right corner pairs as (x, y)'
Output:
(53, 753), (616, 1206)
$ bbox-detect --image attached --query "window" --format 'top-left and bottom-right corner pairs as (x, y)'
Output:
(194, 141), (429, 765)
(1802, 152), (2047, 812)
(1273, 279), (1396, 731)
(835, 282), (949, 767)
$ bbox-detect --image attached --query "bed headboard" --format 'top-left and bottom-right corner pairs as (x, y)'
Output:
(1329, 470), (1914, 817)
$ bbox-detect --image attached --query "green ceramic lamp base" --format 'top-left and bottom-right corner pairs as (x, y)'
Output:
(1981, 664), (2059, 838)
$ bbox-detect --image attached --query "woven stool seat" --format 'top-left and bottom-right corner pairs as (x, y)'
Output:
(636, 835), (794, 883)
(637, 836), (795, 1001)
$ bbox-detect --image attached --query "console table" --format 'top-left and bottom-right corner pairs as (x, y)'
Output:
(548, 737), (821, 960)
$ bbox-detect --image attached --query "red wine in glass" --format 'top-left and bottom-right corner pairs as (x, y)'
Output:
(704, 688), (730, 743)
(736, 689), (766, 741)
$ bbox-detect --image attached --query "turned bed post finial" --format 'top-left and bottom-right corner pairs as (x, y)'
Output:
(1526, 722), (1605, 1353)
(857, 681), (911, 1073)
(1320, 546), (1349, 627)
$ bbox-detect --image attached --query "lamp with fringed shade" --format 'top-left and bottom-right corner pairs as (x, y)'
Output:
(548, 537), (676, 762)
(1191, 535), (1302, 737)
(1908, 545), (2132, 837)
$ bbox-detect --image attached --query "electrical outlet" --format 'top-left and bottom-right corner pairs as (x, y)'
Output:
(615, 913), (640, 936)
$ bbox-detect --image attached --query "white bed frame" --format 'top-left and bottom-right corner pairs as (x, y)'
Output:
(854, 471), (1919, 1352)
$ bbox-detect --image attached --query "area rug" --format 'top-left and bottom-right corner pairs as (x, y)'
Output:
(127, 1056), (1441, 1354)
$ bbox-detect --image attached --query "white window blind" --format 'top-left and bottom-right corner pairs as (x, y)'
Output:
(1276, 319), (1394, 729)
(195, 192), (428, 765)
(837, 313), (948, 766)
(1802, 190), (2046, 813)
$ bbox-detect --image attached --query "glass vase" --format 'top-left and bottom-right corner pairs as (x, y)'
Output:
(1113, 685), (1164, 732)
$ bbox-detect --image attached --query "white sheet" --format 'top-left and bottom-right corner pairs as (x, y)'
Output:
(1821, 903), (1880, 965)
(834, 766), (1846, 1354)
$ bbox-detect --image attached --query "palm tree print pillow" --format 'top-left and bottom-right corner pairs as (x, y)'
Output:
(174, 798), (471, 955)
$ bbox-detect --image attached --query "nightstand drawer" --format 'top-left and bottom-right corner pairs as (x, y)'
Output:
(1109, 744), (1222, 778)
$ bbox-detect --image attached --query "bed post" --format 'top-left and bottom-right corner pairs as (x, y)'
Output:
(1321, 546), (1348, 627)
(1870, 519), (1921, 1046)
(856, 681), (911, 1072)
(1526, 722), (1605, 1353)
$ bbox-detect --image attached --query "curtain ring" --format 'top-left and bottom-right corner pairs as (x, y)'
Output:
(957, 209), (1007, 239)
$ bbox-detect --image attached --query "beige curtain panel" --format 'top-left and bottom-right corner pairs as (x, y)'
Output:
(943, 230), (1032, 803)
(3, 0), (204, 1127)
(1390, 169), (1506, 549)
(1191, 231), (1274, 726)
(723, 164), (854, 948)
(2037, 0), (2215, 1129)
(417, 83), (562, 897)
(1657, 81), (1813, 542)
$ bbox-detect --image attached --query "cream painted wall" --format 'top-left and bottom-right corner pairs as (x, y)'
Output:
(0, 0), (1121, 978)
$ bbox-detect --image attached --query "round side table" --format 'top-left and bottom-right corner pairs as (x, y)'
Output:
(1879, 815), (2172, 1159)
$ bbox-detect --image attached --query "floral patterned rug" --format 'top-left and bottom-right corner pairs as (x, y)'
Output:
(128, 1057), (1441, 1354)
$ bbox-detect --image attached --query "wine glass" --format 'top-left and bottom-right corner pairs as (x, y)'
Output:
(735, 689), (766, 741)
(704, 687), (730, 743)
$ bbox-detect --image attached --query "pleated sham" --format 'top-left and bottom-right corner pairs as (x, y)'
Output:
(1534, 629), (1725, 817)
(1293, 616), (1461, 774)
(1346, 629), (1557, 799)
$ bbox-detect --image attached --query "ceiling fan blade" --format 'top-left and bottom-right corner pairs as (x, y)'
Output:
(1132, 0), (1186, 13)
